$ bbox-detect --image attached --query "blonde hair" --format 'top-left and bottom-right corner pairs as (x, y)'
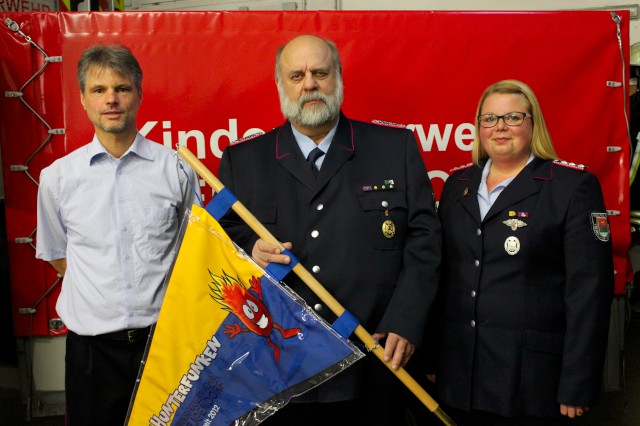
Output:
(472, 79), (558, 166)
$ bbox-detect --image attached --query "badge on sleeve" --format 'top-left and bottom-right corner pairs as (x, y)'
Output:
(590, 212), (610, 242)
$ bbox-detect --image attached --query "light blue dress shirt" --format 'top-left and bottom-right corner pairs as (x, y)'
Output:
(36, 133), (201, 335)
(291, 118), (339, 170)
(477, 153), (535, 220)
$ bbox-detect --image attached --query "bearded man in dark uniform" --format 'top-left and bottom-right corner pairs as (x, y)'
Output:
(218, 35), (441, 426)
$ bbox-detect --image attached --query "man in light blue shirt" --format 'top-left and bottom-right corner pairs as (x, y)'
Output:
(35, 43), (201, 426)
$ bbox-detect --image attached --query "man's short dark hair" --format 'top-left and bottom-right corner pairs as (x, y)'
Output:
(77, 43), (142, 94)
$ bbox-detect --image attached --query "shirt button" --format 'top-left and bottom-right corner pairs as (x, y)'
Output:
(476, 228), (482, 236)
(124, 255), (130, 260)
(314, 304), (322, 312)
(312, 265), (320, 273)
(474, 260), (480, 267)
(311, 230), (319, 238)
(128, 312), (134, 317)
(120, 198), (125, 203)
(122, 226), (127, 232)
(381, 201), (389, 208)
(127, 284), (132, 289)
(317, 204), (324, 211)
(471, 290), (477, 298)
(471, 320), (476, 327)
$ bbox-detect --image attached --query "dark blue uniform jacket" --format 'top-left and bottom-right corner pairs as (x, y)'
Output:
(436, 158), (614, 417)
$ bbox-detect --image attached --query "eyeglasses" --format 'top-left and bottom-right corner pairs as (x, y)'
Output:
(477, 112), (532, 128)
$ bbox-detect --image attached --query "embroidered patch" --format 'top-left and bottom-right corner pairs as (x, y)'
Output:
(590, 212), (610, 242)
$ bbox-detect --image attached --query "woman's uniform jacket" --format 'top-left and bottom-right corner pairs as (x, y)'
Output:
(435, 157), (614, 417)
(218, 113), (442, 402)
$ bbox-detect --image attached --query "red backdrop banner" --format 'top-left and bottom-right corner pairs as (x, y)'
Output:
(0, 11), (631, 335)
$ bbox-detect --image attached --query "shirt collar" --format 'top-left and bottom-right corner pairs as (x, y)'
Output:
(291, 118), (339, 159)
(129, 133), (153, 160)
(479, 152), (535, 194)
(88, 132), (152, 164)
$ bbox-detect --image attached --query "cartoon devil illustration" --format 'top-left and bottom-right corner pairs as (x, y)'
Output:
(209, 271), (301, 362)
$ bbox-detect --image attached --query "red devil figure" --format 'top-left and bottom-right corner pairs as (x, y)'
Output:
(209, 271), (301, 362)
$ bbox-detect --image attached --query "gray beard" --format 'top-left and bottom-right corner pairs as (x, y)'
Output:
(279, 82), (343, 128)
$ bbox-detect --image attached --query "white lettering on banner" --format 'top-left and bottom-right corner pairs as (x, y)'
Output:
(428, 169), (449, 187)
(139, 119), (264, 159)
(139, 119), (474, 159)
(0, 0), (53, 11)
(407, 123), (475, 152)
(148, 337), (221, 426)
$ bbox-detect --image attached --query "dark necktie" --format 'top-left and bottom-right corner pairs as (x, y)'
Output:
(307, 147), (325, 177)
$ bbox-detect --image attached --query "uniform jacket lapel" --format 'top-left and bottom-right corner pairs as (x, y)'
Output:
(275, 123), (316, 190)
(457, 166), (483, 225)
(316, 115), (355, 191)
(482, 157), (544, 223)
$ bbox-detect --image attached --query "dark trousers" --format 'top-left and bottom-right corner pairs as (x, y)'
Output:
(65, 330), (148, 426)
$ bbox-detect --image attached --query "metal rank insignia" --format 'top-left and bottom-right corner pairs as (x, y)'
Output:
(382, 219), (396, 238)
(504, 236), (520, 255)
(503, 218), (527, 231)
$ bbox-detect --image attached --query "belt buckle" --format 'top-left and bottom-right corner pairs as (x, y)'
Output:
(127, 329), (142, 343)
(125, 326), (151, 343)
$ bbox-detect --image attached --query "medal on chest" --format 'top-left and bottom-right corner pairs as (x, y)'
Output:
(381, 204), (396, 239)
(382, 219), (396, 238)
(502, 211), (527, 255)
(504, 236), (520, 255)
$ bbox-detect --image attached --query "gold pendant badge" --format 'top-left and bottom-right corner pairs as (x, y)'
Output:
(382, 220), (396, 239)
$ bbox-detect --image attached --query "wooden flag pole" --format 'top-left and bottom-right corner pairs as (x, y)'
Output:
(177, 146), (456, 426)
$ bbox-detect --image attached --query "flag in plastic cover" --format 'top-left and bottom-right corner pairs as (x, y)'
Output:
(127, 205), (363, 426)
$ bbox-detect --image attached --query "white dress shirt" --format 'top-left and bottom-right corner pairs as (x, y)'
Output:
(36, 133), (201, 335)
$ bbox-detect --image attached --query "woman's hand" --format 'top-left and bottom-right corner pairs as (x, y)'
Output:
(560, 404), (588, 418)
